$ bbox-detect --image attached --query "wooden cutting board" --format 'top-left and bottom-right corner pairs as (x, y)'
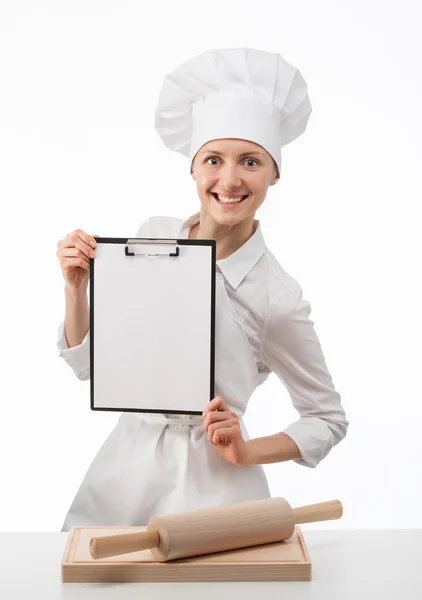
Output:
(61, 525), (311, 582)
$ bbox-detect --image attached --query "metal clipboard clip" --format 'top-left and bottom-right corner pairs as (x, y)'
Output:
(124, 239), (180, 257)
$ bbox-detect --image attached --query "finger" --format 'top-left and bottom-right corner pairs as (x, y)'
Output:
(203, 396), (227, 413)
(207, 419), (239, 440)
(203, 410), (232, 432)
(62, 230), (96, 258)
(57, 247), (95, 260)
(61, 256), (90, 272)
(63, 229), (94, 246)
(212, 424), (241, 444)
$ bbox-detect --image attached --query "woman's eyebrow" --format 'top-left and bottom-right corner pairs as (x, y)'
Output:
(202, 149), (265, 158)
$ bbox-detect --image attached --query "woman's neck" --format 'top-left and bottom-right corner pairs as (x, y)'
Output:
(189, 210), (256, 260)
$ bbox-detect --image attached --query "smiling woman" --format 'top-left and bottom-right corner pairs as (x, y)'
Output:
(57, 47), (348, 531)
(188, 138), (281, 259)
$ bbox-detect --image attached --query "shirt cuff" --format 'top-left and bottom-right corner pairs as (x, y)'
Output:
(282, 417), (335, 468)
(57, 321), (90, 381)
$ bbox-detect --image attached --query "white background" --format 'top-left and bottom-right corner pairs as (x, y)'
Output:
(1, 0), (420, 532)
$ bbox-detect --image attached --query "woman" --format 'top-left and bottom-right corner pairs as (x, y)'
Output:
(56, 48), (348, 531)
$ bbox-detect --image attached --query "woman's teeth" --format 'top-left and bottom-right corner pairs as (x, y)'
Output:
(212, 193), (248, 204)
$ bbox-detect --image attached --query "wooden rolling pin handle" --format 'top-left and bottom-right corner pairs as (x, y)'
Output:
(292, 499), (343, 524)
(89, 530), (160, 560)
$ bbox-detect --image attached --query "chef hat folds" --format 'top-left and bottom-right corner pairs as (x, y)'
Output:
(154, 47), (312, 174)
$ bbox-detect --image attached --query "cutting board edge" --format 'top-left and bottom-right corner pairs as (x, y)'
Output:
(61, 561), (312, 583)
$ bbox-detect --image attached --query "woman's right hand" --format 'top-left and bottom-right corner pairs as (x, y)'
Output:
(56, 229), (98, 295)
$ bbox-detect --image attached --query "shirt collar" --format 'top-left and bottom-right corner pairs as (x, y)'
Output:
(178, 212), (267, 290)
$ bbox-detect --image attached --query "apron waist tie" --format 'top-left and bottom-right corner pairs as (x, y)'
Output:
(126, 412), (244, 427)
(128, 413), (205, 426)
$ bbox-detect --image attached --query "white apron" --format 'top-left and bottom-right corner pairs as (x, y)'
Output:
(61, 272), (271, 531)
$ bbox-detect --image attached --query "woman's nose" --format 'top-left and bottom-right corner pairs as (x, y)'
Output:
(219, 166), (243, 189)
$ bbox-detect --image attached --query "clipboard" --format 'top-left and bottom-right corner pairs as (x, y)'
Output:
(89, 237), (216, 415)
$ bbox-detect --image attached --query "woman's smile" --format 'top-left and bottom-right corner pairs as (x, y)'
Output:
(211, 192), (249, 206)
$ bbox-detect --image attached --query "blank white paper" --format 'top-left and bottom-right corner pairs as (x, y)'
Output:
(92, 240), (213, 413)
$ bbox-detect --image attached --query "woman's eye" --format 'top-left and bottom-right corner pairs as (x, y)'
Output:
(205, 157), (259, 167)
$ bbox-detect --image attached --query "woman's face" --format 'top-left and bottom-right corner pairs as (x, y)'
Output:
(191, 138), (279, 226)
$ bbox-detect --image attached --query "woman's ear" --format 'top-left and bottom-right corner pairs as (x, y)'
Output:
(270, 163), (280, 185)
(270, 171), (280, 186)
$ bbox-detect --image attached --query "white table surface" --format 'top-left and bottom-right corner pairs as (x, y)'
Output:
(0, 530), (420, 599)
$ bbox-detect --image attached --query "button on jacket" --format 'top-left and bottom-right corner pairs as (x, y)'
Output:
(57, 213), (348, 530)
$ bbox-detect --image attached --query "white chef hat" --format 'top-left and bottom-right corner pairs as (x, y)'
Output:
(154, 47), (312, 175)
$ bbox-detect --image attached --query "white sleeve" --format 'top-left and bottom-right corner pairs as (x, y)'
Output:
(260, 288), (349, 468)
(57, 217), (154, 381)
(57, 320), (90, 381)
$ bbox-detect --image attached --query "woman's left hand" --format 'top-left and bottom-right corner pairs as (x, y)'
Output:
(202, 396), (254, 466)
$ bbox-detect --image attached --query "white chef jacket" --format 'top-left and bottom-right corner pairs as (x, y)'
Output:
(57, 212), (348, 530)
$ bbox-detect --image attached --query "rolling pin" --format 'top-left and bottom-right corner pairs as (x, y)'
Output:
(89, 497), (343, 562)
